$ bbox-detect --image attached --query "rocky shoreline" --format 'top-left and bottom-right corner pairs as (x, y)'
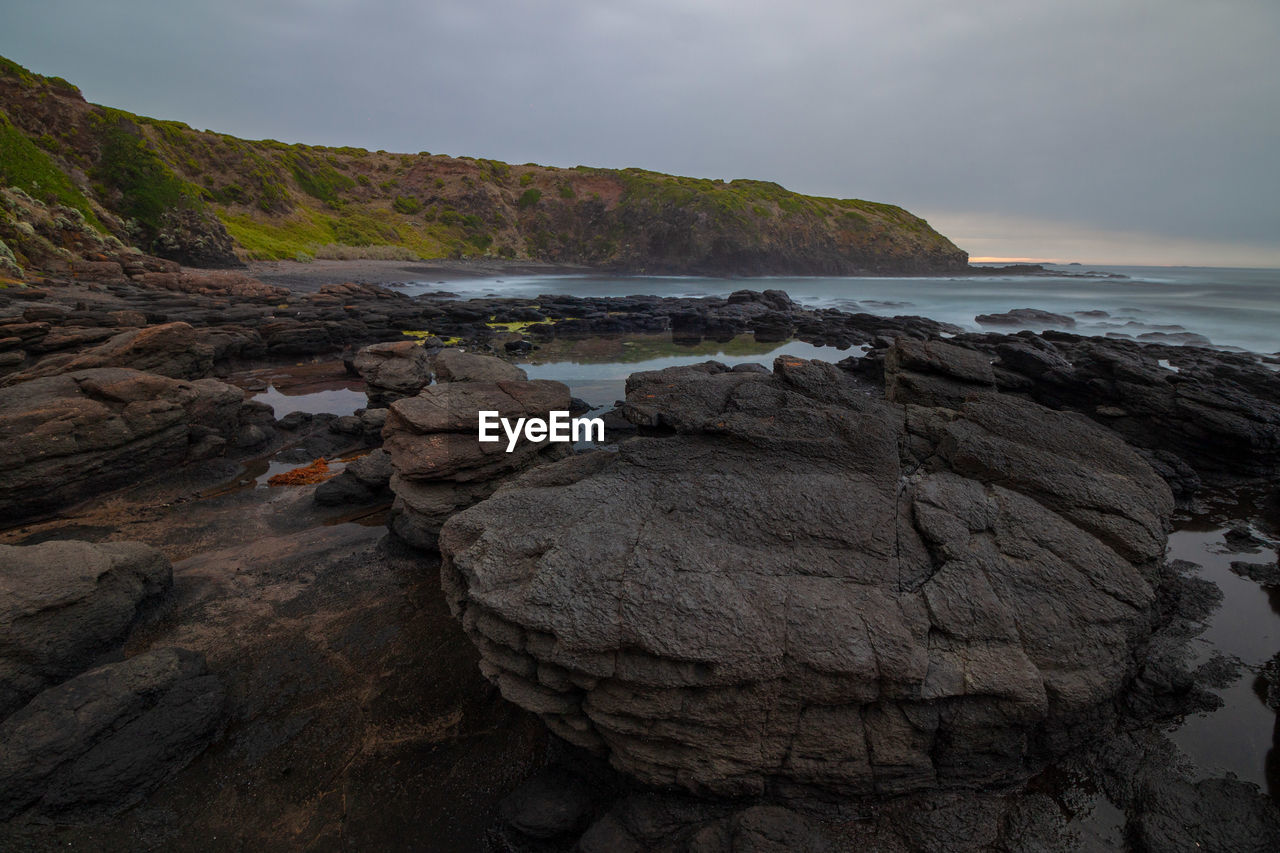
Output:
(2, 255), (1279, 850)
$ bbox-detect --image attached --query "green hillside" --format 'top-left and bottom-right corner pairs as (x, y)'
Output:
(0, 54), (967, 274)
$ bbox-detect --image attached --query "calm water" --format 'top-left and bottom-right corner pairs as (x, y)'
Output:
(405, 264), (1280, 354)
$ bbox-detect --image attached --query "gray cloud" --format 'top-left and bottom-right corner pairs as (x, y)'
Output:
(3, 0), (1277, 263)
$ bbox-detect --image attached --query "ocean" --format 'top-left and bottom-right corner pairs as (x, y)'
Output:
(402, 264), (1280, 355)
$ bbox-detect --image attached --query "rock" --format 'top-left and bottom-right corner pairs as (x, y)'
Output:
(1129, 775), (1280, 852)
(314, 449), (394, 507)
(952, 331), (1280, 484)
(0, 368), (246, 522)
(150, 208), (243, 269)
(347, 447), (393, 487)
(573, 797), (838, 853)
(1260, 652), (1280, 711)
(727, 289), (799, 312)
(1, 322), (216, 385)
(884, 337), (996, 407)
(352, 341), (433, 406)
(234, 423), (270, 449)
(1224, 524), (1270, 553)
(138, 270), (286, 303)
(975, 308), (1077, 328)
(0, 540), (172, 718)
(0, 647), (225, 819)
(431, 348), (528, 383)
(383, 377), (572, 549)
(439, 358), (1172, 798)
(497, 767), (597, 840)
(276, 410), (312, 431)
(1230, 560), (1280, 587)
(329, 414), (364, 435)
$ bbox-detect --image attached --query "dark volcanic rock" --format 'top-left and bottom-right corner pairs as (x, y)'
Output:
(871, 331), (1280, 488)
(1230, 560), (1280, 587)
(0, 647), (224, 819)
(0, 367), (247, 522)
(0, 540), (172, 718)
(975, 308), (1077, 328)
(884, 337), (996, 407)
(439, 357), (1172, 797)
(1129, 775), (1280, 852)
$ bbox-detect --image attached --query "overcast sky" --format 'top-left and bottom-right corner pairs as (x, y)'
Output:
(4, 0), (1278, 265)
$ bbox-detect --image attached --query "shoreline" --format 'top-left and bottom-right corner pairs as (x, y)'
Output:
(242, 258), (1127, 295)
(244, 258), (594, 292)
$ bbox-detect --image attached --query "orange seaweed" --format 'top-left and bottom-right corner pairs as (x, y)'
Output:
(267, 458), (334, 486)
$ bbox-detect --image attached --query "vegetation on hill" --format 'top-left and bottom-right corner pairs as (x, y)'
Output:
(0, 54), (967, 273)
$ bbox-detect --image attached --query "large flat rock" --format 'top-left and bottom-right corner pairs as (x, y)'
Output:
(439, 357), (1173, 797)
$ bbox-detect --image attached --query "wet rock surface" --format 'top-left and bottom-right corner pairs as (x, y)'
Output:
(976, 308), (1077, 328)
(440, 357), (1174, 798)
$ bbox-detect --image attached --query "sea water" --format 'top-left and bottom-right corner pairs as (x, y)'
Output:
(403, 264), (1280, 354)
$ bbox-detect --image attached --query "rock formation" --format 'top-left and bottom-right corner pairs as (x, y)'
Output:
(383, 354), (573, 549)
(0, 367), (250, 521)
(438, 357), (1173, 798)
(874, 331), (1280, 490)
(352, 340), (433, 407)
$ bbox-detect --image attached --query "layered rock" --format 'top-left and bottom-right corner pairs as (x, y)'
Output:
(0, 540), (172, 717)
(352, 340), (433, 407)
(384, 354), (571, 549)
(0, 367), (249, 521)
(1, 321), (216, 385)
(438, 357), (1173, 797)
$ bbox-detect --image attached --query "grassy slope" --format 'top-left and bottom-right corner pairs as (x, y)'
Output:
(0, 54), (967, 272)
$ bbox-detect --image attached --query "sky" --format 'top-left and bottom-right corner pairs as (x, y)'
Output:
(3, 0), (1278, 266)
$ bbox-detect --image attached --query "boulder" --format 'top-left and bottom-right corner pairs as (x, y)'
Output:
(352, 340), (433, 406)
(0, 540), (172, 718)
(438, 358), (1173, 798)
(0, 367), (247, 522)
(975, 308), (1077, 328)
(950, 332), (1280, 485)
(431, 348), (528, 383)
(0, 647), (224, 819)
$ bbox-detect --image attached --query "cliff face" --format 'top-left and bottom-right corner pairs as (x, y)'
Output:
(0, 55), (967, 275)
